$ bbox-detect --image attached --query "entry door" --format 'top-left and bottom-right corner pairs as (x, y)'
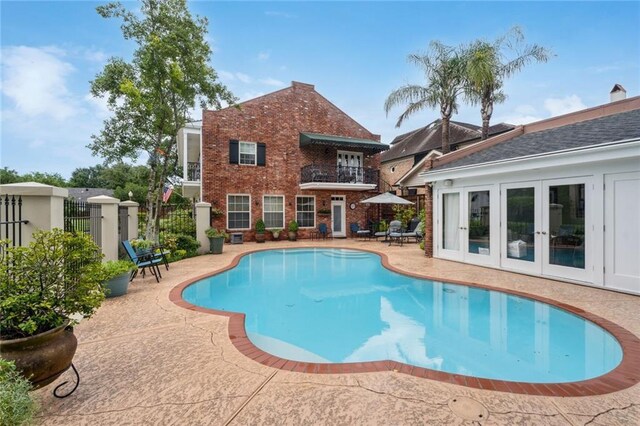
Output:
(331, 195), (346, 237)
(463, 187), (496, 266)
(604, 171), (640, 293)
(500, 182), (542, 274)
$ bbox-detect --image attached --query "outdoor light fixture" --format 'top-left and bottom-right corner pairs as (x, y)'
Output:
(443, 179), (453, 187)
(128, 191), (133, 200)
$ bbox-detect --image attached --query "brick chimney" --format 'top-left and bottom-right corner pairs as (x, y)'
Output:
(610, 84), (627, 102)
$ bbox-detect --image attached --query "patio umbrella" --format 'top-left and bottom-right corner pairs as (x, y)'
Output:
(359, 192), (414, 205)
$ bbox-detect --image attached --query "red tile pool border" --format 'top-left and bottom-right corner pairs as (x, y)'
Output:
(169, 246), (640, 396)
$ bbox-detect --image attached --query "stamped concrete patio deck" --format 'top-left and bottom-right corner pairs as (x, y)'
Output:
(35, 240), (640, 425)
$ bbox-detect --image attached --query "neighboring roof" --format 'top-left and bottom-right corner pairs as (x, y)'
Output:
(67, 188), (114, 202)
(381, 119), (514, 163)
(299, 132), (388, 152)
(432, 107), (640, 171)
(395, 151), (442, 188)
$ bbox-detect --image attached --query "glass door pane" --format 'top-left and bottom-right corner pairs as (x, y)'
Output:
(332, 204), (343, 233)
(506, 188), (535, 262)
(442, 193), (460, 250)
(548, 184), (585, 269)
(468, 190), (490, 255)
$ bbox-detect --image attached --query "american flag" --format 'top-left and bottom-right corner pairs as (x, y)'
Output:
(162, 184), (173, 203)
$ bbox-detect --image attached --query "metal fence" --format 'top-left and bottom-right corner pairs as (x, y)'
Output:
(138, 203), (196, 236)
(0, 194), (29, 246)
(63, 198), (102, 247)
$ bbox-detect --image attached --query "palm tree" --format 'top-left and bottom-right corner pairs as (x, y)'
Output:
(384, 41), (466, 154)
(465, 27), (552, 140)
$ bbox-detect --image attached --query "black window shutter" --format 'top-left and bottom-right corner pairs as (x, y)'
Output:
(229, 139), (239, 164)
(257, 143), (266, 166)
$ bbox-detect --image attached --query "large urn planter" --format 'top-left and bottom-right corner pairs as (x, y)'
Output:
(104, 271), (131, 297)
(209, 236), (224, 254)
(0, 322), (77, 389)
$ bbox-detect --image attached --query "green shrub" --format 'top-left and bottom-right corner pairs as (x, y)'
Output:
(255, 218), (266, 233)
(175, 234), (200, 257)
(168, 249), (187, 262)
(288, 220), (299, 232)
(205, 228), (228, 239)
(130, 238), (153, 252)
(0, 359), (38, 426)
(158, 209), (196, 235)
(0, 229), (105, 339)
(159, 232), (178, 253)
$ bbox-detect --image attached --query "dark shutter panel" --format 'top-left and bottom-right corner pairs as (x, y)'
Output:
(229, 139), (239, 164)
(257, 143), (266, 166)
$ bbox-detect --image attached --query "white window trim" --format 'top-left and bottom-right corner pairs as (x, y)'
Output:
(295, 195), (316, 229)
(337, 150), (363, 166)
(227, 193), (251, 230)
(262, 194), (285, 229)
(239, 141), (257, 166)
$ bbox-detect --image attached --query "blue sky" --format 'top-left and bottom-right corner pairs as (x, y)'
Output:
(2, 1), (639, 178)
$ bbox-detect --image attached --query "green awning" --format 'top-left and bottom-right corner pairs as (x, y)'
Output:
(299, 132), (389, 152)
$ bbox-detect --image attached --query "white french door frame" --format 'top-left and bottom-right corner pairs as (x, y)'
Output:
(541, 177), (592, 282)
(500, 181), (542, 274)
(436, 188), (463, 261)
(463, 186), (499, 267)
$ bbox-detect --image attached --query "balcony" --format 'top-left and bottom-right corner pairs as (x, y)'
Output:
(299, 164), (379, 191)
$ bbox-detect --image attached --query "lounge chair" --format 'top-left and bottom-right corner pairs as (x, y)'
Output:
(401, 220), (424, 243)
(350, 223), (371, 240)
(122, 240), (164, 283)
(388, 220), (404, 246)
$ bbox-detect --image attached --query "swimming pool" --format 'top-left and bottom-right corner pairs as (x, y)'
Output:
(182, 248), (623, 384)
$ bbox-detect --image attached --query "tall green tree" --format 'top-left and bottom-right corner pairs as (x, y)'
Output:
(89, 0), (235, 240)
(68, 165), (107, 188)
(384, 41), (466, 154)
(465, 27), (551, 140)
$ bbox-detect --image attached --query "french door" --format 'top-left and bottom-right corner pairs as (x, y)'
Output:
(500, 179), (590, 281)
(437, 186), (496, 265)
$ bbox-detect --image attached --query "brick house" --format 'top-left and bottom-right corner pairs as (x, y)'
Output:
(179, 81), (388, 240)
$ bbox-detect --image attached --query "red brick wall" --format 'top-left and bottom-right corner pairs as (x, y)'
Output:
(202, 82), (382, 240)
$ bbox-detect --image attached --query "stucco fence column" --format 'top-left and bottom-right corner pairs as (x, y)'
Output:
(119, 200), (139, 241)
(87, 195), (120, 261)
(0, 182), (67, 246)
(195, 202), (211, 255)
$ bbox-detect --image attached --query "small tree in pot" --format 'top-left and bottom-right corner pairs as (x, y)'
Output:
(255, 218), (266, 243)
(205, 227), (228, 254)
(0, 229), (105, 388)
(288, 220), (299, 241)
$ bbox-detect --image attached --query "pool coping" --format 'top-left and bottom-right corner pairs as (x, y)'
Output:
(169, 246), (640, 397)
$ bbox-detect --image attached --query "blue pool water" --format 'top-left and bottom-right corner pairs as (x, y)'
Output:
(182, 248), (622, 383)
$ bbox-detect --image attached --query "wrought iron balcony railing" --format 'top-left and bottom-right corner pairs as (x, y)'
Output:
(300, 164), (379, 185)
(186, 162), (200, 181)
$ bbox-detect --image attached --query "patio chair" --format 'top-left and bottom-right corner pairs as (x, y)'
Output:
(122, 240), (164, 283)
(311, 223), (332, 240)
(401, 220), (424, 243)
(350, 222), (370, 240)
(388, 220), (404, 246)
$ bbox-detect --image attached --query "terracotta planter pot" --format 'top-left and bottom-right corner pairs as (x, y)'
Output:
(105, 272), (131, 298)
(0, 322), (77, 389)
(288, 231), (297, 241)
(255, 233), (266, 243)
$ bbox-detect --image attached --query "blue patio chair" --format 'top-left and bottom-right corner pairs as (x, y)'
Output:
(316, 223), (331, 240)
(350, 222), (371, 240)
(122, 240), (163, 283)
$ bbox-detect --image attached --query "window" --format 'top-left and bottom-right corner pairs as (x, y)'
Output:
(239, 142), (256, 165)
(227, 194), (250, 230)
(296, 196), (315, 228)
(263, 195), (284, 228)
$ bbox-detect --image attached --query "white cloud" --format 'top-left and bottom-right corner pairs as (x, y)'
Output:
(543, 95), (586, 116)
(218, 70), (235, 81)
(83, 48), (108, 63)
(259, 77), (285, 87)
(1, 46), (79, 120)
(235, 73), (252, 84)
(257, 51), (270, 61)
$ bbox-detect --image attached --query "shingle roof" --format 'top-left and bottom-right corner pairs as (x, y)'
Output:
(381, 120), (513, 163)
(67, 188), (114, 202)
(432, 108), (640, 171)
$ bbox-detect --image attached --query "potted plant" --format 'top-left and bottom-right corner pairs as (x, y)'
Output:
(0, 359), (38, 425)
(255, 218), (266, 243)
(205, 227), (228, 254)
(101, 260), (136, 298)
(271, 229), (282, 240)
(288, 220), (299, 241)
(0, 229), (105, 389)
(130, 238), (153, 254)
